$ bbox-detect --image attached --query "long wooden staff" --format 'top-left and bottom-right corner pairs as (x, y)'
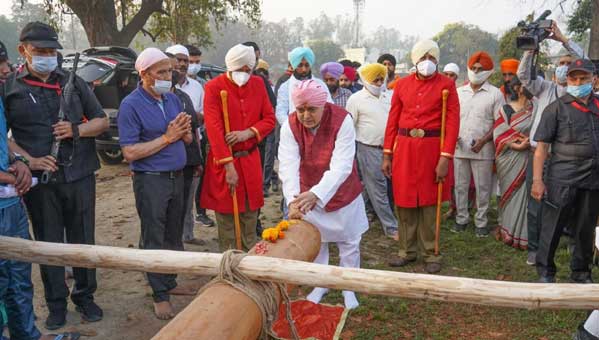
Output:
(220, 90), (242, 251)
(435, 89), (450, 256)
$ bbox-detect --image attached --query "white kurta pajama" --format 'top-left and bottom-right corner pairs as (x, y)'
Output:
(278, 115), (367, 308)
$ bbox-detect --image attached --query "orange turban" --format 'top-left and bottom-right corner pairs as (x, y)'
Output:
(468, 51), (494, 71)
(500, 59), (520, 74)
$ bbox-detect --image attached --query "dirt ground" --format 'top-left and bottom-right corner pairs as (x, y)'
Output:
(26, 162), (591, 340)
(29, 162), (270, 339)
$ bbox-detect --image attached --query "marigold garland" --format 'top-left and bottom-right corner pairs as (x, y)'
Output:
(261, 220), (299, 243)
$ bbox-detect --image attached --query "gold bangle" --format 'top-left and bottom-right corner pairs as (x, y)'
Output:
(162, 134), (172, 145)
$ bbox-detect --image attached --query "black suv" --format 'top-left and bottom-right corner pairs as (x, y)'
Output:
(63, 47), (225, 165)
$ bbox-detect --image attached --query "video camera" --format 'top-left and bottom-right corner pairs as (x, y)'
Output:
(516, 10), (552, 51)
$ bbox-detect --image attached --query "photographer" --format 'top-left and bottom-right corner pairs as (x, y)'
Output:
(516, 20), (584, 266)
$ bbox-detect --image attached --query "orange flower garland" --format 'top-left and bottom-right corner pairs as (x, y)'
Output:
(261, 220), (299, 243)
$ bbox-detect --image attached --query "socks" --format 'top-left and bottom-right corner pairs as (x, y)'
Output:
(584, 310), (599, 337)
(343, 291), (359, 310)
(306, 287), (329, 304)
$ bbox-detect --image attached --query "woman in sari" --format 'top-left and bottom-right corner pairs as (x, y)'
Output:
(493, 77), (535, 250)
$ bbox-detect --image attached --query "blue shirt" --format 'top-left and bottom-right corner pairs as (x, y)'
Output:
(118, 84), (187, 172)
(0, 101), (19, 209)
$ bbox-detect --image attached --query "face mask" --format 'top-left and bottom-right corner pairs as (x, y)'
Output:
(187, 63), (202, 75)
(555, 65), (568, 84)
(152, 79), (172, 95)
(327, 83), (339, 94)
(567, 83), (593, 98)
(30, 55), (58, 74)
(467, 69), (493, 85)
(364, 82), (382, 97)
(417, 60), (437, 77)
(232, 71), (251, 86)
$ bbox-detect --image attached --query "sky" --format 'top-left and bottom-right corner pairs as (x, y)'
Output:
(0, 0), (576, 38)
(261, 0), (575, 38)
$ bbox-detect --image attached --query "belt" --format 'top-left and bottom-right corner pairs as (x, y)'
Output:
(233, 146), (257, 158)
(134, 170), (183, 179)
(357, 141), (383, 149)
(398, 128), (441, 138)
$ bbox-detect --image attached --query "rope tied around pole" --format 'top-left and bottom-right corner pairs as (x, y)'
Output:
(197, 250), (300, 340)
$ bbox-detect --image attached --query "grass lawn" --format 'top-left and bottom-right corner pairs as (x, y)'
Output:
(309, 203), (595, 340)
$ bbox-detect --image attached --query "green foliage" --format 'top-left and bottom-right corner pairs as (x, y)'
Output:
(147, 0), (262, 46)
(568, 0), (593, 41)
(433, 22), (498, 75)
(306, 39), (345, 74)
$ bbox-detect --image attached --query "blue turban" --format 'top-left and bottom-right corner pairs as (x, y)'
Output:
(319, 62), (344, 79)
(288, 47), (315, 69)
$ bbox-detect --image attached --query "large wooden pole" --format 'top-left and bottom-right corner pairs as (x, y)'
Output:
(152, 221), (322, 339)
(1, 234), (599, 311)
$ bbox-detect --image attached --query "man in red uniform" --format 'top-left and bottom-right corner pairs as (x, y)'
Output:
(382, 39), (460, 273)
(200, 44), (275, 251)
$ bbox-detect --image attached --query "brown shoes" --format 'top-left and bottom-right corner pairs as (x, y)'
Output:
(388, 256), (416, 267)
(424, 262), (442, 274)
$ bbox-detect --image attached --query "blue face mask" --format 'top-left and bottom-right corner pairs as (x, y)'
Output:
(567, 83), (593, 98)
(555, 65), (568, 84)
(30, 55), (58, 74)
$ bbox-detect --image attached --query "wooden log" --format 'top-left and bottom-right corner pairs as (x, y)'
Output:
(152, 220), (322, 340)
(1, 233), (599, 311)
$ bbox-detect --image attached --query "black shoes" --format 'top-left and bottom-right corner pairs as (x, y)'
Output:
(75, 301), (103, 322)
(195, 214), (215, 227)
(538, 275), (556, 283)
(451, 223), (467, 233)
(388, 256), (416, 267)
(571, 272), (593, 284)
(45, 309), (67, 330)
(475, 227), (490, 238)
(425, 262), (442, 274)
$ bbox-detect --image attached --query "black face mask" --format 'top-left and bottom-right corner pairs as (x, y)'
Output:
(294, 69), (311, 80)
(172, 70), (181, 87)
(327, 83), (339, 93)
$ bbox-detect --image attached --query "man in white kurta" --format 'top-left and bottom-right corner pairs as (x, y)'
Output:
(278, 79), (368, 310)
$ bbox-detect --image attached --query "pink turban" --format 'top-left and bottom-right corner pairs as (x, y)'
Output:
(291, 79), (328, 108)
(135, 47), (169, 73)
(320, 62), (344, 79)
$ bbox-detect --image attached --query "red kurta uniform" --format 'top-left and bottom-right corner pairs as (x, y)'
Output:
(383, 73), (460, 208)
(200, 74), (275, 213)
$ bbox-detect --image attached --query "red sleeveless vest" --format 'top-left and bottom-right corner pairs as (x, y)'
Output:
(288, 103), (362, 212)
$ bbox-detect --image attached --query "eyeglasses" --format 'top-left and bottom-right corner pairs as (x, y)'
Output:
(502, 73), (515, 77)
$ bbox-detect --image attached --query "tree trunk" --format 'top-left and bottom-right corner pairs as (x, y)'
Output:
(64, 0), (164, 47)
(589, 0), (599, 58)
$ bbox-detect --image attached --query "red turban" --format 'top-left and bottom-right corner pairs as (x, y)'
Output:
(468, 51), (494, 71)
(500, 59), (520, 74)
(291, 79), (329, 108)
(343, 66), (357, 82)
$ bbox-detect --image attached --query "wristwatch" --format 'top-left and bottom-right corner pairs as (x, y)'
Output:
(12, 153), (29, 167)
(72, 123), (80, 141)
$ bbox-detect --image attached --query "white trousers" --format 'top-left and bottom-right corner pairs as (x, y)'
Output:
(454, 158), (494, 229)
(313, 238), (361, 269)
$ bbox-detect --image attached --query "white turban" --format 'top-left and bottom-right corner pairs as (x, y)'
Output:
(411, 40), (440, 65)
(443, 63), (460, 75)
(225, 44), (256, 71)
(135, 47), (169, 73)
(165, 44), (189, 57)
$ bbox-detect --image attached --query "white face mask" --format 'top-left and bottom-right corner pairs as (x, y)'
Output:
(231, 71), (251, 86)
(467, 69), (493, 85)
(152, 79), (172, 95)
(187, 63), (202, 76)
(417, 60), (437, 77)
(364, 82), (382, 97)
